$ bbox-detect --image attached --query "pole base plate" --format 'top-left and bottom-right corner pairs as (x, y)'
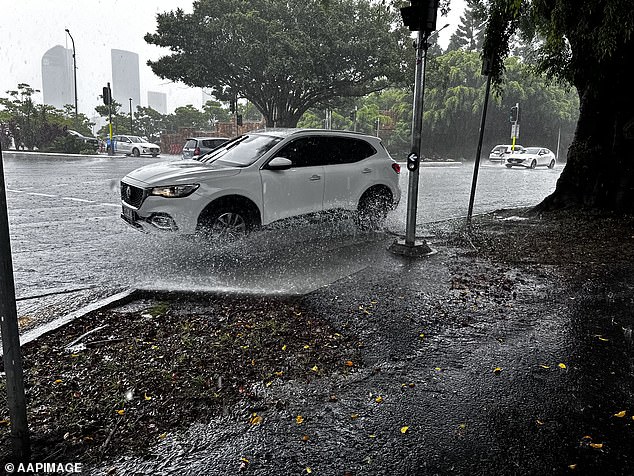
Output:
(388, 238), (437, 257)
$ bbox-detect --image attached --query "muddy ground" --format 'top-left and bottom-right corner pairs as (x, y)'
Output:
(2, 208), (634, 475)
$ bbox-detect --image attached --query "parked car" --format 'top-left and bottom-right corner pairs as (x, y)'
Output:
(181, 137), (230, 160)
(120, 129), (401, 238)
(489, 144), (524, 162)
(111, 135), (160, 157)
(67, 129), (99, 151)
(505, 147), (556, 169)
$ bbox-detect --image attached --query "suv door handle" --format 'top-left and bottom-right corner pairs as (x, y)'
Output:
(309, 175), (321, 181)
(362, 168), (372, 174)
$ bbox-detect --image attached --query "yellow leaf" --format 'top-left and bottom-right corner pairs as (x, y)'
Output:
(568, 464), (577, 470)
(0, 420), (10, 426)
(435, 367), (442, 372)
(536, 420), (544, 426)
(306, 467), (312, 474)
(274, 371), (284, 377)
(375, 396), (384, 404)
(493, 367), (502, 374)
(351, 413), (359, 420)
(589, 443), (603, 449)
(144, 393), (152, 401)
(598, 336), (609, 342)
(54, 379), (62, 384)
(116, 409), (125, 415)
(400, 426), (409, 434)
(282, 344), (287, 351)
(581, 435), (592, 440)
(419, 333), (425, 338)
(614, 410), (626, 418)
(296, 415), (304, 425)
(302, 435), (309, 442)
(311, 365), (319, 372)
(240, 457), (250, 464)
(558, 363), (567, 369)
(304, 345), (310, 349)
(540, 365), (551, 369)
(251, 359), (256, 366)
(345, 360), (354, 367)
(159, 432), (167, 439)
(249, 413), (263, 425)
(265, 381), (272, 387)
(70, 354), (79, 358)
(369, 434), (376, 438)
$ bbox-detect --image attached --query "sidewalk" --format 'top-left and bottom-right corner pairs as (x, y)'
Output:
(2, 209), (634, 475)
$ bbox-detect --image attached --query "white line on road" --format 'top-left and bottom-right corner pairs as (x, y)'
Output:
(8, 189), (120, 208)
(62, 197), (96, 203)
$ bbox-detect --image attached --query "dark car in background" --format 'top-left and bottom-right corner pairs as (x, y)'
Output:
(181, 137), (230, 160)
(67, 129), (99, 151)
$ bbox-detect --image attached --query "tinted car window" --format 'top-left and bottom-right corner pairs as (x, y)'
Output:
(275, 137), (333, 168)
(184, 139), (196, 149)
(326, 137), (376, 165)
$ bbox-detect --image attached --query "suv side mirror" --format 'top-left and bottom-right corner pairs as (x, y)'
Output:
(267, 157), (293, 170)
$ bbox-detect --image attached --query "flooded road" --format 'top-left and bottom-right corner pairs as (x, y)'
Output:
(2, 152), (561, 323)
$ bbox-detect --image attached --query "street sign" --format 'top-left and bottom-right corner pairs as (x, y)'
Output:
(511, 123), (520, 138)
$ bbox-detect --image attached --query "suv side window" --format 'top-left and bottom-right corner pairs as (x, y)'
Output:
(275, 137), (331, 168)
(326, 137), (376, 165)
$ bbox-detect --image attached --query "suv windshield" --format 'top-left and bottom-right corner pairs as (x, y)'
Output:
(200, 134), (283, 167)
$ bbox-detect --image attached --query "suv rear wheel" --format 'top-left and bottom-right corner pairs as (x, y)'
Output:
(356, 188), (391, 230)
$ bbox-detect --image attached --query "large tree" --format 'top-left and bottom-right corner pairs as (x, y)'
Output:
(477, 0), (634, 213)
(145, 0), (409, 127)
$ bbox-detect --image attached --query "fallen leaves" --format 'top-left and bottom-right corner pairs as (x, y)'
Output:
(249, 413), (263, 425)
(296, 415), (304, 425)
(558, 363), (567, 370)
(400, 426), (410, 434)
(493, 367), (502, 374)
(375, 396), (384, 404)
(614, 410), (626, 418)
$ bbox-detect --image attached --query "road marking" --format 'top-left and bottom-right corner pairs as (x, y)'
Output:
(62, 197), (96, 203)
(8, 189), (121, 208)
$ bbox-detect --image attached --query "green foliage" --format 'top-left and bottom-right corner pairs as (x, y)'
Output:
(145, 0), (410, 127)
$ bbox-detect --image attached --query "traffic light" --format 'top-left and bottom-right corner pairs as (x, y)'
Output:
(349, 111), (356, 121)
(102, 85), (111, 105)
(400, 0), (440, 33)
(509, 105), (519, 123)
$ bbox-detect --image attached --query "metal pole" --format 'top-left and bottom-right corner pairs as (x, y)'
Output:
(466, 72), (493, 226)
(107, 83), (114, 156)
(0, 143), (30, 460)
(65, 29), (78, 130)
(404, 31), (429, 245)
(129, 98), (133, 134)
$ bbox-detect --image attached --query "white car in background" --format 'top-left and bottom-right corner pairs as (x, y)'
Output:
(113, 134), (160, 157)
(120, 129), (401, 239)
(505, 147), (556, 169)
(489, 144), (524, 162)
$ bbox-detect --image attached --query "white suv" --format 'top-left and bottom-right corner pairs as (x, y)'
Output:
(120, 129), (401, 238)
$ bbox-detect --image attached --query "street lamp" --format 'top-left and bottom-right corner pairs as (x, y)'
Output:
(65, 28), (78, 130)
(129, 98), (133, 134)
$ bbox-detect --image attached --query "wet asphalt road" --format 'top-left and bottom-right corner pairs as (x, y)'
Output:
(2, 151), (560, 323)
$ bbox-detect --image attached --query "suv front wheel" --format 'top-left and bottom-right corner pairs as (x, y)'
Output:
(198, 206), (253, 241)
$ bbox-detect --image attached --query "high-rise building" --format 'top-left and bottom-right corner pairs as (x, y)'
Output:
(111, 49), (141, 112)
(41, 45), (74, 110)
(147, 91), (167, 114)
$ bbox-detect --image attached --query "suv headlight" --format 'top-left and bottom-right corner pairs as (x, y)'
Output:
(150, 184), (199, 198)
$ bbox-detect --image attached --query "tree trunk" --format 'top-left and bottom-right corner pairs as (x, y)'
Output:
(534, 43), (634, 214)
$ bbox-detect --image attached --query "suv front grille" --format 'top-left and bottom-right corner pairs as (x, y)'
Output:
(121, 182), (147, 208)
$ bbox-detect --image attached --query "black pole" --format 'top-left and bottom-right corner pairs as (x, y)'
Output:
(0, 143), (30, 460)
(129, 98), (133, 134)
(107, 83), (113, 156)
(65, 29), (78, 130)
(466, 71), (493, 226)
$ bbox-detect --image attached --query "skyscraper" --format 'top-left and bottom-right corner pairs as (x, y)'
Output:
(147, 91), (167, 114)
(111, 49), (141, 111)
(41, 45), (74, 110)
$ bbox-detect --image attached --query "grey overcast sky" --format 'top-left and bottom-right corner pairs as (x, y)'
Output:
(0, 0), (465, 118)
